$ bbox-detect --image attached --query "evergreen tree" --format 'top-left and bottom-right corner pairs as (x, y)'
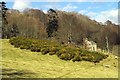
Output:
(0, 1), (8, 38)
(46, 9), (58, 37)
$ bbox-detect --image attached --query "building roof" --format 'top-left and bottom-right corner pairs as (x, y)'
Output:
(90, 41), (96, 45)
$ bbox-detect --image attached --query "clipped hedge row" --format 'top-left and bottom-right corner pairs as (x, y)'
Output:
(9, 37), (108, 63)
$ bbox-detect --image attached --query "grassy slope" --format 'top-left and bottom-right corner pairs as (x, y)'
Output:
(0, 39), (118, 78)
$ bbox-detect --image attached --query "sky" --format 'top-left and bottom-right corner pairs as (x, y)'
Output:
(2, 0), (119, 24)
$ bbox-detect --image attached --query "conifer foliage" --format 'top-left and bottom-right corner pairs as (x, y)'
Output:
(0, 1), (8, 38)
(46, 9), (59, 37)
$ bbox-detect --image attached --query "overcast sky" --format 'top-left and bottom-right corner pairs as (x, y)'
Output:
(2, 0), (119, 24)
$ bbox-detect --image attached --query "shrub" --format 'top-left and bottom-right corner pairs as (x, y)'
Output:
(9, 37), (15, 45)
(72, 55), (82, 62)
(29, 44), (40, 52)
(49, 47), (59, 53)
(41, 48), (49, 55)
(56, 51), (62, 57)
(59, 53), (73, 60)
(23, 40), (32, 49)
(82, 56), (94, 62)
(59, 53), (67, 60)
(55, 47), (65, 57)
(49, 52), (55, 55)
(9, 37), (108, 63)
(20, 45), (26, 49)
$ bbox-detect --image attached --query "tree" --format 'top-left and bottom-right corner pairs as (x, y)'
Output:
(106, 36), (109, 52)
(105, 20), (112, 25)
(46, 9), (58, 38)
(0, 1), (8, 38)
(10, 23), (19, 37)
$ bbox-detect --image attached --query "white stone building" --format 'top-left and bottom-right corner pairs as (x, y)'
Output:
(83, 38), (97, 51)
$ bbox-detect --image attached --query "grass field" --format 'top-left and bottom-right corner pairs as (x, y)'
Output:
(0, 39), (118, 78)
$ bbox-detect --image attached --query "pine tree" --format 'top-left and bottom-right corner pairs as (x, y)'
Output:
(46, 9), (58, 38)
(0, 1), (8, 38)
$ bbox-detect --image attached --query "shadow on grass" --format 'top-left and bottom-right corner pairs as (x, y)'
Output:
(1, 68), (35, 78)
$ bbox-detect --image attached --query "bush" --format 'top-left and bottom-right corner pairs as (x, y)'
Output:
(41, 48), (49, 55)
(59, 53), (67, 60)
(23, 39), (32, 49)
(30, 44), (41, 52)
(55, 47), (65, 57)
(49, 47), (59, 53)
(59, 53), (73, 60)
(20, 45), (26, 49)
(82, 56), (94, 62)
(72, 55), (82, 62)
(9, 37), (108, 63)
(56, 51), (62, 57)
(49, 52), (55, 55)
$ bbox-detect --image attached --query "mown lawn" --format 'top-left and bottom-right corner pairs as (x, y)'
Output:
(0, 39), (118, 78)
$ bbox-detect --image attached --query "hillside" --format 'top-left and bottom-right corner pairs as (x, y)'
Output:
(1, 39), (118, 78)
(5, 9), (120, 51)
